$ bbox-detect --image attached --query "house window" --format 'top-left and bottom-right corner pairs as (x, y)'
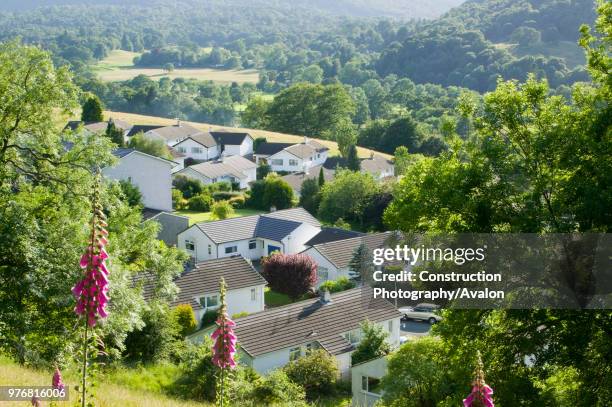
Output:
(271, 159), (283, 166)
(361, 376), (382, 395)
(317, 153), (320, 158)
(318, 267), (329, 282)
(185, 239), (195, 251)
(192, 147), (203, 154)
(208, 245), (212, 255)
(177, 146), (187, 153)
(344, 329), (360, 345)
(250, 288), (256, 301)
(388, 320), (393, 332)
(289, 347), (301, 361)
(225, 246), (238, 254)
(249, 240), (257, 250)
(200, 294), (219, 309)
(289, 159), (298, 166)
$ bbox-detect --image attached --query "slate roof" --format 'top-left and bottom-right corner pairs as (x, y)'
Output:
(194, 207), (320, 244)
(304, 227), (365, 247)
(112, 147), (135, 158)
(233, 286), (402, 357)
(126, 125), (165, 138)
(280, 165), (335, 194)
(309, 232), (393, 269)
(360, 155), (394, 176)
(142, 207), (164, 221)
(259, 140), (329, 160)
(254, 142), (294, 156)
(64, 119), (132, 134)
(171, 256), (267, 311)
(173, 132), (217, 148)
(211, 131), (252, 145)
(152, 124), (211, 143)
(183, 155), (256, 180)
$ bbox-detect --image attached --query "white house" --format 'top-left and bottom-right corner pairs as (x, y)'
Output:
(302, 232), (393, 285)
(177, 207), (321, 263)
(254, 139), (329, 173)
(128, 122), (209, 147)
(351, 356), (388, 407)
(170, 256), (266, 322)
(211, 131), (254, 157)
(65, 118), (133, 143)
(174, 155), (257, 189)
(280, 164), (335, 198)
(103, 148), (176, 211)
(231, 286), (402, 379)
(172, 133), (220, 162)
(360, 154), (395, 180)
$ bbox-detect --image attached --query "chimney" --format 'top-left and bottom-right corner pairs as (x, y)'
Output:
(303, 136), (308, 144)
(176, 118), (182, 127)
(320, 289), (332, 304)
(269, 206), (277, 212)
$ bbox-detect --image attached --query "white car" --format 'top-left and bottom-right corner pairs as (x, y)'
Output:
(398, 303), (442, 324)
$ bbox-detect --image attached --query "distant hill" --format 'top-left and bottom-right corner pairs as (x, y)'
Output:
(0, 0), (466, 19)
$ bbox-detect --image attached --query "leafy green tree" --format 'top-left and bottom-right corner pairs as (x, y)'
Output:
(172, 188), (185, 209)
(298, 178), (320, 215)
(250, 369), (307, 406)
(241, 97), (271, 129)
(318, 170), (378, 225)
(257, 162), (272, 180)
(119, 179), (143, 207)
(188, 193), (214, 212)
(173, 175), (204, 199)
(262, 174), (294, 210)
(81, 94), (104, 122)
(284, 349), (338, 400)
(511, 26), (542, 47)
(211, 200), (234, 220)
(393, 146), (411, 176)
(351, 319), (391, 365)
(348, 242), (373, 281)
(318, 166), (326, 187)
(318, 276), (355, 293)
(266, 83), (355, 137)
(105, 120), (124, 146)
(324, 119), (356, 156)
(173, 304), (197, 337)
(128, 132), (173, 160)
(163, 62), (175, 73)
(346, 144), (360, 171)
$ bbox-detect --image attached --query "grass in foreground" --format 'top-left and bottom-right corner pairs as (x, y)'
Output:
(264, 288), (312, 308)
(176, 208), (264, 225)
(0, 356), (209, 407)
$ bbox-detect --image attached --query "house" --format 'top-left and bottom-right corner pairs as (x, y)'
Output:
(211, 131), (254, 157)
(103, 148), (176, 211)
(174, 155), (257, 189)
(304, 227), (365, 247)
(351, 356), (388, 407)
(65, 118), (133, 139)
(128, 121), (208, 147)
(301, 232), (393, 285)
(360, 154), (395, 180)
(280, 165), (335, 198)
(231, 286), (402, 378)
(254, 139), (329, 173)
(171, 256), (266, 322)
(171, 132), (220, 163)
(177, 207), (321, 263)
(142, 208), (190, 247)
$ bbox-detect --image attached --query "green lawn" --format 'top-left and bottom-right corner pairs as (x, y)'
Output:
(264, 287), (311, 308)
(176, 208), (264, 225)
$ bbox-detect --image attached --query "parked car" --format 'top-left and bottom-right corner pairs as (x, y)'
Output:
(398, 303), (442, 324)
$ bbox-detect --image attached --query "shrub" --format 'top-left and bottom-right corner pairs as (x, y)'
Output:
(212, 191), (241, 201)
(188, 193), (213, 212)
(319, 277), (356, 293)
(284, 349), (338, 400)
(257, 163), (271, 180)
(231, 311), (249, 319)
(351, 319), (391, 365)
(262, 253), (317, 301)
(210, 181), (232, 192)
(228, 195), (246, 209)
(200, 310), (217, 327)
(171, 339), (217, 401)
(173, 175), (204, 199)
(119, 179), (143, 207)
(252, 370), (307, 406)
(171, 188), (184, 209)
(211, 200), (235, 220)
(173, 304), (197, 337)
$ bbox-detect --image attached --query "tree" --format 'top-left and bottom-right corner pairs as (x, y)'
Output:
(298, 178), (320, 215)
(188, 193), (214, 212)
(173, 175), (204, 199)
(163, 62), (175, 73)
(348, 242), (373, 281)
(106, 120), (124, 146)
(511, 26), (542, 47)
(318, 170), (378, 225)
(128, 132), (173, 160)
(284, 349), (338, 400)
(261, 253), (317, 301)
(81, 94), (104, 122)
(241, 98), (271, 129)
(257, 162), (272, 180)
(351, 320), (391, 365)
(253, 137), (267, 152)
(262, 174), (294, 210)
(210, 200), (234, 220)
(346, 144), (360, 171)
(119, 180), (143, 207)
(318, 167), (326, 187)
(266, 83), (355, 138)
(393, 146), (411, 176)
(324, 119), (356, 156)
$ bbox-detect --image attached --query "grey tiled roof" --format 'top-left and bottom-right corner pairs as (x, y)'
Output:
(304, 227), (364, 246)
(360, 155), (394, 175)
(233, 286), (401, 357)
(183, 156), (255, 180)
(211, 131), (252, 145)
(310, 232), (393, 269)
(254, 142), (294, 156)
(171, 256), (267, 310)
(173, 133), (217, 148)
(194, 207), (320, 244)
(126, 125), (164, 138)
(280, 165), (335, 194)
(150, 124), (206, 142)
(112, 148), (135, 158)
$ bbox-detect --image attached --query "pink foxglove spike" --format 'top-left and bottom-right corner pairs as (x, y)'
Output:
(72, 174), (110, 327)
(463, 351), (494, 407)
(52, 367), (65, 391)
(211, 278), (238, 370)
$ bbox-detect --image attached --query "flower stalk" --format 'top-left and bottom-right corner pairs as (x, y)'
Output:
(463, 351), (494, 407)
(211, 278), (237, 407)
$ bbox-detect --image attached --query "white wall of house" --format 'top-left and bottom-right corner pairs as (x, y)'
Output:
(143, 130), (182, 147)
(351, 357), (388, 407)
(192, 284), (265, 322)
(223, 137), (253, 157)
(267, 150), (305, 172)
(174, 166), (253, 189)
(103, 151), (173, 211)
(283, 223), (321, 255)
(300, 247), (344, 286)
(173, 138), (220, 162)
(174, 167), (212, 185)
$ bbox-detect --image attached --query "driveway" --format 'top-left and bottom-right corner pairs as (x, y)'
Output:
(400, 319), (432, 341)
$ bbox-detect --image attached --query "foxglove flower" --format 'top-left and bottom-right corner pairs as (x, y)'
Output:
(463, 351), (494, 407)
(52, 367), (65, 391)
(211, 278), (237, 369)
(72, 177), (110, 327)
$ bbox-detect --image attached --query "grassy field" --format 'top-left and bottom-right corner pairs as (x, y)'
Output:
(92, 50), (259, 84)
(495, 40), (586, 68)
(0, 356), (209, 407)
(175, 209), (264, 225)
(101, 110), (391, 159)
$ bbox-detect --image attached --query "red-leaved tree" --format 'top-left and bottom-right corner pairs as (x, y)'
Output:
(262, 253), (317, 301)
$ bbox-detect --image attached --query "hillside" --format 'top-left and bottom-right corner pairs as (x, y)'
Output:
(99, 111), (392, 159)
